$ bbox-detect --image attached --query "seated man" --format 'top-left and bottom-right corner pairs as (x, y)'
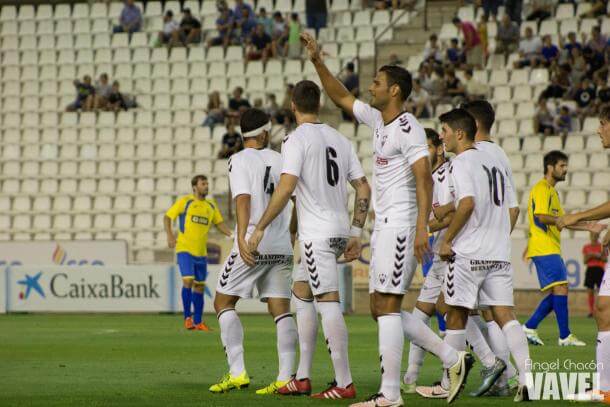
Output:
(246, 24), (272, 62)
(113, 0), (142, 35)
(157, 10), (179, 46)
(173, 8), (202, 46)
(66, 75), (95, 112)
(207, 6), (235, 47)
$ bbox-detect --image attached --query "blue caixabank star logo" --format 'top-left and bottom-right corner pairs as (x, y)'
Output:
(17, 272), (45, 300)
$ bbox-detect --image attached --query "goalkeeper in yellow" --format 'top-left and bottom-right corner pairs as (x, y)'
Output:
(164, 175), (232, 331)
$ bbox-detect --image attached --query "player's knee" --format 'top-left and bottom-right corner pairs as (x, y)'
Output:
(267, 298), (290, 317)
(481, 308), (494, 322)
(490, 306), (515, 327)
(552, 283), (569, 295)
(292, 281), (313, 301)
(192, 281), (205, 293)
(596, 297), (610, 329)
(415, 301), (435, 317)
(445, 307), (469, 329)
(182, 278), (193, 289)
(214, 294), (238, 314)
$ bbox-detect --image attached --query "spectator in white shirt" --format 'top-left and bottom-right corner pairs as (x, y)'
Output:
(157, 10), (180, 46)
(513, 26), (542, 68)
(404, 79), (432, 118)
(423, 34), (443, 63)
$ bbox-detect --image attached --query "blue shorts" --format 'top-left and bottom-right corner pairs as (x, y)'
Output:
(532, 254), (568, 291)
(177, 253), (208, 283)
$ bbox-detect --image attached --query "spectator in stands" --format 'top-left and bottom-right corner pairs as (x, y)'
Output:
(339, 62), (359, 121)
(452, 17), (483, 68)
(306, 0), (328, 36)
(253, 98), (264, 109)
(234, 0), (254, 21)
(93, 73), (112, 110)
(265, 93), (283, 123)
(569, 47), (587, 84)
(246, 24), (273, 62)
(258, 8), (274, 36)
(526, 0), (553, 23)
(236, 7), (258, 42)
(482, 0), (501, 20)
(174, 8), (202, 46)
(157, 10), (180, 47)
(388, 53), (403, 66)
(496, 14), (520, 56)
(66, 75), (95, 112)
(280, 83), (296, 127)
(423, 34), (443, 63)
(228, 87), (252, 120)
(586, 26), (608, 55)
(540, 72), (568, 99)
(554, 105), (573, 136)
(106, 81), (128, 112)
(505, 0), (524, 24)
(513, 27), (542, 68)
(477, 14), (489, 60)
(202, 91), (225, 129)
(574, 78), (597, 118)
(463, 68), (489, 100)
(271, 12), (288, 57)
(443, 69), (467, 104)
(595, 78), (610, 112)
(286, 13), (302, 58)
(404, 79), (432, 118)
(113, 0), (142, 36)
(583, 45), (607, 82)
(446, 38), (463, 67)
(562, 31), (582, 54)
(534, 98), (555, 135)
(540, 34), (560, 67)
(208, 6), (235, 48)
(217, 123), (243, 159)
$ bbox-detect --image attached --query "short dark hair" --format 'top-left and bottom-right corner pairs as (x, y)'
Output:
(191, 174), (208, 187)
(452, 17), (461, 24)
(346, 62), (355, 72)
(438, 108), (477, 141)
(292, 80), (321, 114)
(240, 108), (270, 134)
(182, 8), (191, 14)
(166, 10), (173, 17)
(600, 105), (610, 122)
(379, 65), (412, 102)
(461, 100), (495, 134)
(425, 128), (442, 147)
(543, 150), (568, 174)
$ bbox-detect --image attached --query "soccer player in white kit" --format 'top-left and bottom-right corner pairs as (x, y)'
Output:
(301, 32), (473, 406)
(248, 80), (372, 400)
(436, 108), (532, 402)
(209, 108), (298, 394)
(557, 106), (610, 403)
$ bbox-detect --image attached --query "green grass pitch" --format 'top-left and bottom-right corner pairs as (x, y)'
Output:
(0, 313), (598, 406)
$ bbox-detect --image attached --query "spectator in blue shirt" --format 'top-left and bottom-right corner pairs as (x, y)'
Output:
(446, 38), (463, 67)
(257, 8), (274, 36)
(234, 0), (254, 22)
(66, 75), (95, 112)
(237, 7), (257, 40)
(562, 31), (582, 53)
(113, 0), (142, 35)
(208, 7), (235, 47)
(541, 34), (559, 66)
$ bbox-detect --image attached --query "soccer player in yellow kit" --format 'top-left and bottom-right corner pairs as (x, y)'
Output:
(164, 175), (232, 331)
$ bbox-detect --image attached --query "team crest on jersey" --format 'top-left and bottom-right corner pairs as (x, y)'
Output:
(380, 134), (388, 148)
(378, 273), (387, 285)
(376, 156), (388, 166)
(191, 215), (209, 225)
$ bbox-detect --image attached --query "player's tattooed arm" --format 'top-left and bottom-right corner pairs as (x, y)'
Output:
(301, 32), (356, 117)
(350, 177), (371, 228)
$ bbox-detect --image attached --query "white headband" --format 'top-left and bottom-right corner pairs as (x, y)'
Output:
(242, 122), (271, 138)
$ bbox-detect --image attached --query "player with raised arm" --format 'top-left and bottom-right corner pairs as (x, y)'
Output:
(247, 80), (372, 400)
(301, 32), (473, 406)
(522, 150), (605, 347)
(557, 106), (610, 403)
(208, 109), (298, 394)
(164, 175), (232, 331)
(436, 108), (532, 402)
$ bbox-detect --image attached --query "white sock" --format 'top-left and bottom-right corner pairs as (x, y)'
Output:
(466, 317), (496, 368)
(441, 329), (466, 389)
(317, 301), (352, 388)
(471, 314), (488, 336)
(275, 313), (297, 381)
(294, 295), (318, 380)
(218, 309), (245, 377)
(378, 314), (404, 401)
(405, 308), (431, 385)
(502, 320), (531, 386)
(487, 320), (517, 384)
(401, 311), (458, 368)
(598, 331), (610, 391)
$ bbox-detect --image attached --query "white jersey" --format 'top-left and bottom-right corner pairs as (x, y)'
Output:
(352, 100), (429, 229)
(450, 148), (513, 261)
(281, 122), (365, 240)
(431, 159), (454, 258)
(228, 148), (292, 255)
(475, 140), (518, 208)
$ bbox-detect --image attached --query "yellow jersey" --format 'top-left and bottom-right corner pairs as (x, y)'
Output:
(165, 195), (224, 257)
(527, 178), (564, 257)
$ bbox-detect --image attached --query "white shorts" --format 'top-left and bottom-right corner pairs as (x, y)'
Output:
(417, 259), (445, 304)
(600, 263), (610, 297)
(216, 251), (293, 301)
(294, 238), (347, 296)
(369, 227), (418, 295)
(443, 256), (514, 309)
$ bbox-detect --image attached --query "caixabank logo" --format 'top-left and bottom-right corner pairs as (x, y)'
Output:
(17, 272), (160, 300)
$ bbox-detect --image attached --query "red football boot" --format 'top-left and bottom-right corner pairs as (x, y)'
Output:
(278, 377), (312, 396)
(311, 380), (356, 400)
